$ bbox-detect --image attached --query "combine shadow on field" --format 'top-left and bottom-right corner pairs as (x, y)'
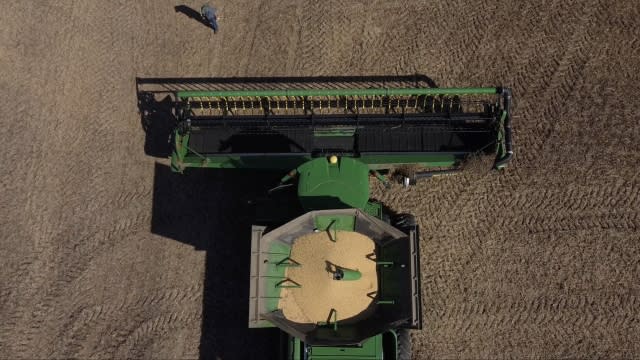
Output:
(174, 5), (211, 28)
(151, 163), (292, 360)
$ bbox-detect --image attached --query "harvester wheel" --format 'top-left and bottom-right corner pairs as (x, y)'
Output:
(397, 329), (412, 360)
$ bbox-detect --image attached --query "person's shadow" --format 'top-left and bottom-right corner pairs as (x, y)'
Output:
(175, 5), (211, 28)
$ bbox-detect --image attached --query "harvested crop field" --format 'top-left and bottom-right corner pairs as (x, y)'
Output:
(1, 1), (639, 359)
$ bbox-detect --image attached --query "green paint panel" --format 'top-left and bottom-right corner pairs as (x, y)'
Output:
(269, 241), (293, 255)
(297, 157), (370, 210)
(314, 215), (356, 231)
(263, 242), (293, 312)
(291, 337), (303, 360)
(175, 154), (311, 171)
(174, 152), (458, 172)
(177, 87), (497, 99)
(363, 201), (383, 219)
(308, 334), (383, 359)
(340, 268), (362, 281)
(263, 277), (291, 311)
(359, 154), (457, 170)
(171, 132), (190, 172)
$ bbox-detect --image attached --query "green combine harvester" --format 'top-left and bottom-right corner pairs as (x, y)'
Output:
(140, 78), (512, 360)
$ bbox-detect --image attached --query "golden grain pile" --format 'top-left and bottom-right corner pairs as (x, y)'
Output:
(279, 231), (377, 323)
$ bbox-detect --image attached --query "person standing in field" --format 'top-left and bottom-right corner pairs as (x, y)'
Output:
(201, 4), (219, 33)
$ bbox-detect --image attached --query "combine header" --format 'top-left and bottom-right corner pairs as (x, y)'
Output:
(138, 77), (513, 360)
(167, 85), (512, 174)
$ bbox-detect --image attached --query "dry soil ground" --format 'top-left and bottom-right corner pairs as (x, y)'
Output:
(1, 1), (640, 359)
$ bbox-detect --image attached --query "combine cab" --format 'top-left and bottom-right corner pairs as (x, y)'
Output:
(138, 77), (512, 359)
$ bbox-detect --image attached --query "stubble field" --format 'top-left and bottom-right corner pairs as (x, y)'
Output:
(1, 1), (639, 358)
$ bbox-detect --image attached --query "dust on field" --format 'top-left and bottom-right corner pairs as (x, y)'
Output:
(1, 1), (639, 359)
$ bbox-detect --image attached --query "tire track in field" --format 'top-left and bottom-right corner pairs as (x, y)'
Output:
(0, 3), (87, 354)
(113, 311), (201, 358)
(495, 182), (640, 215)
(515, 0), (609, 166)
(432, 293), (640, 337)
(375, 167), (500, 311)
(296, 0), (346, 75)
(4, 209), (150, 356)
(56, 285), (202, 357)
(498, 210), (639, 235)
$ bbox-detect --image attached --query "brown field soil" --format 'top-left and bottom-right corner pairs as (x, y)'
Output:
(1, 1), (639, 359)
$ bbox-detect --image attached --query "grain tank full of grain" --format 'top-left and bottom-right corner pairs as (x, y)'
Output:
(248, 208), (421, 346)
